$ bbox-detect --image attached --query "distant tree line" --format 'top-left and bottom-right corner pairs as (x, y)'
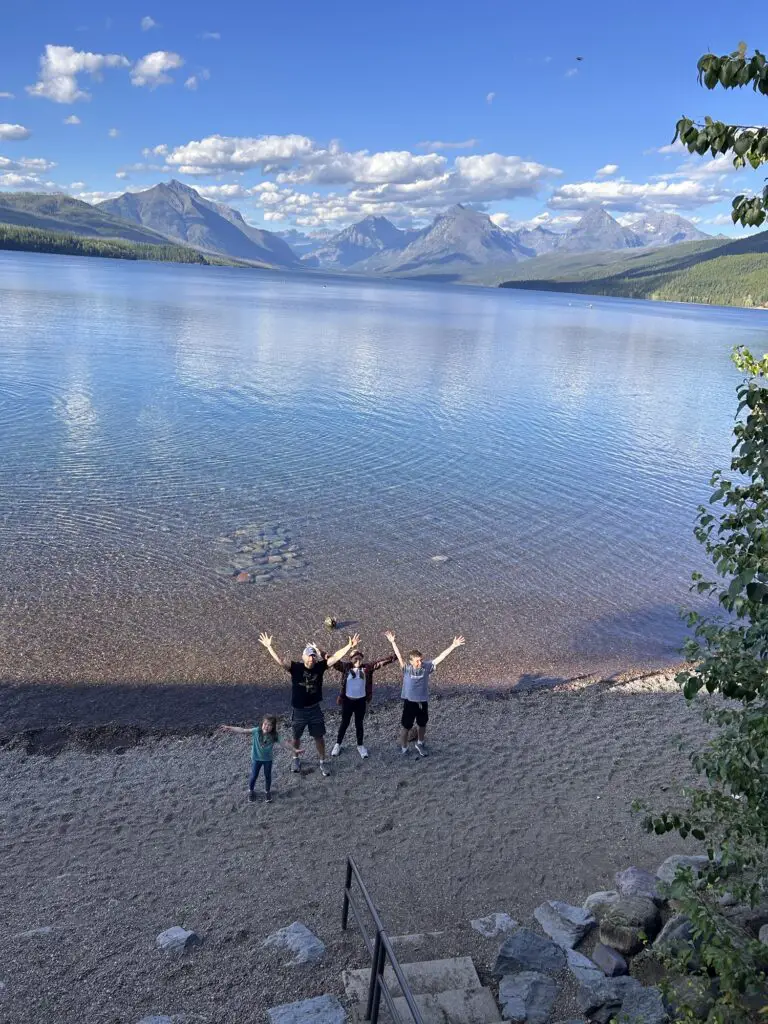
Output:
(0, 223), (214, 265)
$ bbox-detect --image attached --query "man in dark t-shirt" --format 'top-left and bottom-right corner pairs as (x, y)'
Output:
(259, 631), (360, 776)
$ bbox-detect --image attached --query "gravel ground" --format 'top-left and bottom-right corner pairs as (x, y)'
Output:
(0, 675), (711, 1023)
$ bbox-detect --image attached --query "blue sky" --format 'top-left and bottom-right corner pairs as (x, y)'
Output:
(1, 0), (767, 236)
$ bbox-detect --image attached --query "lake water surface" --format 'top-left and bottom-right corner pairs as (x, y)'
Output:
(1, 250), (766, 690)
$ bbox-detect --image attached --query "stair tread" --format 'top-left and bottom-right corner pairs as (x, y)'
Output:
(392, 986), (501, 1024)
(343, 956), (482, 1001)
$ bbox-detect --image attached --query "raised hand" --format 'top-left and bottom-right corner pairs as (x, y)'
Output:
(452, 635), (466, 648)
(258, 632), (273, 649)
(349, 633), (361, 648)
(384, 631), (396, 643)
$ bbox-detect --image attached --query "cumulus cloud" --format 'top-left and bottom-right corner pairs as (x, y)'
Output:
(140, 16), (157, 31)
(115, 170), (128, 179)
(63, 114), (81, 125)
(130, 51), (184, 87)
(0, 123), (32, 141)
(27, 44), (130, 103)
(161, 133), (316, 174)
(0, 153), (57, 190)
(596, 163), (618, 177)
(151, 132), (562, 228)
(417, 139), (478, 151)
(548, 176), (726, 212)
(486, 91), (496, 104)
(184, 69), (210, 90)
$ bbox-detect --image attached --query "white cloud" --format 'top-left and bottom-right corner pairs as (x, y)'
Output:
(27, 44), (130, 103)
(130, 51), (184, 88)
(74, 189), (128, 204)
(115, 171), (128, 179)
(596, 163), (618, 177)
(0, 92), (14, 99)
(108, 128), (120, 138)
(140, 16), (157, 31)
(200, 31), (221, 40)
(162, 133), (316, 174)
(184, 69), (210, 91)
(0, 153), (57, 190)
(548, 176), (726, 212)
(417, 139), (478, 151)
(565, 68), (578, 78)
(63, 114), (81, 125)
(69, 180), (86, 189)
(0, 123), (31, 141)
(486, 91), (496, 105)
(152, 132), (561, 228)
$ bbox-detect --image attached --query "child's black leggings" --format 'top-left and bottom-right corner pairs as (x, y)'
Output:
(337, 696), (367, 745)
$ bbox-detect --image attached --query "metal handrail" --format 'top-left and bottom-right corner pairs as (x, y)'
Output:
(342, 856), (425, 1024)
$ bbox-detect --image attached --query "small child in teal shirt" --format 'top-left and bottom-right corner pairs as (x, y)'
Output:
(218, 714), (300, 803)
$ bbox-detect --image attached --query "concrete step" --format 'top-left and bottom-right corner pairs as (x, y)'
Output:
(392, 986), (502, 1024)
(343, 956), (482, 1003)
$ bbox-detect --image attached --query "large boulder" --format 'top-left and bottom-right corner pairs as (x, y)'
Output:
(619, 982), (667, 1024)
(576, 975), (640, 1023)
(565, 947), (605, 988)
(629, 948), (667, 987)
(499, 970), (559, 1024)
(599, 896), (661, 955)
(663, 975), (718, 1020)
(262, 922), (326, 966)
(723, 902), (768, 938)
(584, 891), (620, 922)
(615, 867), (663, 905)
(591, 943), (627, 977)
(653, 914), (700, 968)
(656, 854), (711, 887)
(533, 900), (595, 949)
(267, 994), (346, 1024)
(492, 928), (566, 977)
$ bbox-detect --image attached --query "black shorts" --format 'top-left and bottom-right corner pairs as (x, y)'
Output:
(401, 700), (429, 729)
(292, 704), (326, 740)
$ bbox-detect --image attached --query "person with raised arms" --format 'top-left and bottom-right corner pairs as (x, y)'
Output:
(384, 631), (466, 757)
(258, 631), (360, 777)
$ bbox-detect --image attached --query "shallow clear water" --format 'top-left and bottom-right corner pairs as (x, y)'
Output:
(1, 250), (765, 688)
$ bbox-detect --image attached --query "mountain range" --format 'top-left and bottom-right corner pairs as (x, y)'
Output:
(0, 179), (713, 281)
(98, 180), (298, 267)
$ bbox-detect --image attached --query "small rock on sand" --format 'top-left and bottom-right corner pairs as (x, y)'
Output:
(470, 912), (518, 938)
(262, 922), (325, 966)
(156, 926), (200, 953)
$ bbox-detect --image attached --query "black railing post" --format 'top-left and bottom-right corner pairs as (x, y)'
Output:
(369, 934), (386, 1024)
(342, 857), (353, 930)
(366, 930), (382, 1021)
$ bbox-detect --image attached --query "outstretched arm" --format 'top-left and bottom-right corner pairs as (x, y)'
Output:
(431, 635), (466, 668)
(371, 654), (397, 671)
(218, 725), (252, 735)
(327, 633), (361, 667)
(258, 633), (291, 671)
(384, 631), (405, 669)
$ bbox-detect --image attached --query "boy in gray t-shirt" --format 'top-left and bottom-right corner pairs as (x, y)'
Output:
(384, 631), (465, 757)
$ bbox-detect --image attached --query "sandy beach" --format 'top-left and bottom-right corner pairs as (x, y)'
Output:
(0, 671), (713, 1024)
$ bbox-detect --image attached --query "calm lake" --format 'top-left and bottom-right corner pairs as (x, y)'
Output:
(1, 249), (766, 690)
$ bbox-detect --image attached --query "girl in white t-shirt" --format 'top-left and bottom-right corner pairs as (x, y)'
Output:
(331, 650), (396, 759)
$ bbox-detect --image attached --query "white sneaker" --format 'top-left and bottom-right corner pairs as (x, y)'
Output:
(400, 746), (409, 756)
(415, 741), (428, 757)
(357, 745), (369, 759)
(331, 743), (342, 757)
